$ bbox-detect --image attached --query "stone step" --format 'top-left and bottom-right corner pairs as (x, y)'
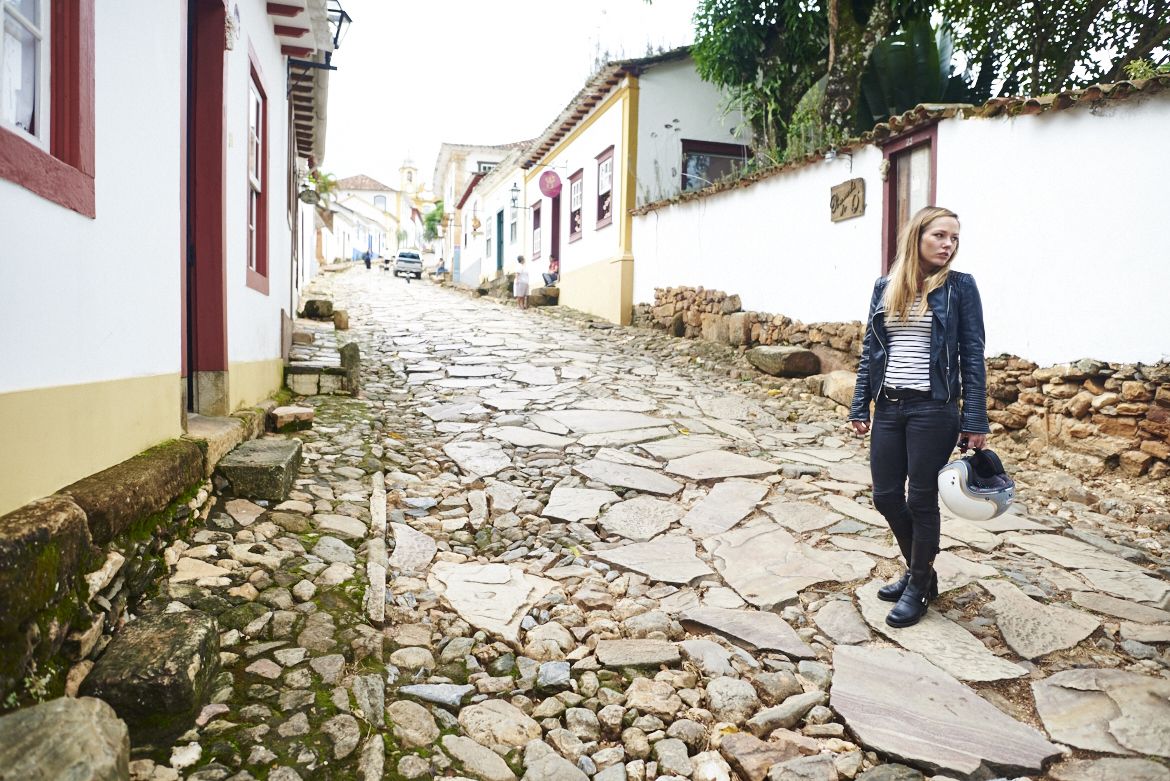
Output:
(216, 438), (303, 502)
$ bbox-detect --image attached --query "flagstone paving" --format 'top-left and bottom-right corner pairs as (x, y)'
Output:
(128, 272), (1170, 780)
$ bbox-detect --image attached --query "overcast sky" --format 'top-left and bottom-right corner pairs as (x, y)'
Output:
(323, 0), (698, 190)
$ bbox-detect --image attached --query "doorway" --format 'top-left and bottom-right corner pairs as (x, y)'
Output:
(550, 194), (561, 264)
(184, 0), (229, 416)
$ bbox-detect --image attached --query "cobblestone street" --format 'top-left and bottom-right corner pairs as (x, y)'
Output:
(138, 269), (1170, 781)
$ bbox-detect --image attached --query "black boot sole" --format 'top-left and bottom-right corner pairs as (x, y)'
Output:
(885, 608), (927, 628)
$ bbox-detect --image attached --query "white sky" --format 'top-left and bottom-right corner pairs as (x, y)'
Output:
(323, 0), (698, 190)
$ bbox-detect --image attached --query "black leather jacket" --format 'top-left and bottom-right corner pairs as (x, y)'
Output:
(849, 271), (990, 434)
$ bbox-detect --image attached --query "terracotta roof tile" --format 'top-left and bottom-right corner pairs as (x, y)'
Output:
(336, 174), (395, 191)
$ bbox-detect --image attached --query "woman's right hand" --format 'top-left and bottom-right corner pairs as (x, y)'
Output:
(850, 420), (870, 437)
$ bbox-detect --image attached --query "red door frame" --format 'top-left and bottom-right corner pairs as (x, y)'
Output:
(878, 122), (938, 273)
(185, 0), (229, 406)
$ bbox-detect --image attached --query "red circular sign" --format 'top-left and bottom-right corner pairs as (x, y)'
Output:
(538, 170), (562, 198)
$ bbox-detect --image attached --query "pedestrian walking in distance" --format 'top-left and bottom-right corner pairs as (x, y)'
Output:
(513, 255), (530, 310)
(848, 206), (990, 628)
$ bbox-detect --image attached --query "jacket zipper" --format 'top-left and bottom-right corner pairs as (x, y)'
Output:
(943, 285), (952, 403)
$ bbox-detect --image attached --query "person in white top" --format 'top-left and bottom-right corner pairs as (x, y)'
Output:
(848, 206), (990, 629)
(513, 255), (530, 310)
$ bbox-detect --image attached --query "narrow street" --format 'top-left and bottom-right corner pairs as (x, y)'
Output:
(140, 270), (1170, 781)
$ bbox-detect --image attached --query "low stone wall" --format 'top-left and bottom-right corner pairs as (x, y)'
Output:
(635, 286), (1170, 483)
(0, 406), (272, 709)
(634, 286), (864, 372)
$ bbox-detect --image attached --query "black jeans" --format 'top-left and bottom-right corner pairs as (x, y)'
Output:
(869, 396), (960, 574)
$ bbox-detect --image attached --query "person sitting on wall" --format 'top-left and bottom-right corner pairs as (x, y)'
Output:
(543, 255), (560, 287)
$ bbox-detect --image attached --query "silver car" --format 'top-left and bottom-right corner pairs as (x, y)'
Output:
(393, 250), (423, 279)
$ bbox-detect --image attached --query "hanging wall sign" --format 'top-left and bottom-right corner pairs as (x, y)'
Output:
(830, 178), (865, 222)
(538, 170), (562, 198)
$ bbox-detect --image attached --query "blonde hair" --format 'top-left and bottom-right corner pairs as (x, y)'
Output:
(884, 206), (960, 321)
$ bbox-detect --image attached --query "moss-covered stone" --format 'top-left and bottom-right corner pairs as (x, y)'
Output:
(80, 610), (220, 747)
(216, 439), (302, 502)
(0, 496), (98, 639)
(61, 439), (204, 545)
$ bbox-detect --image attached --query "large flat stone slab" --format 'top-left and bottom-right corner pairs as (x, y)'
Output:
(703, 520), (874, 608)
(578, 427), (675, 448)
(595, 639), (681, 668)
(486, 426), (574, 449)
(0, 697), (129, 781)
(1049, 758), (1170, 781)
(1079, 568), (1170, 605)
(573, 458), (683, 496)
(541, 486), (621, 522)
(979, 579), (1099, 658)
(813, 599), (871, 644)
(544, 410), (667, 434)
(681, 480), (768, 536)
(591, 535), (714, 584)
(216, 439), (303, 502)
(941, 519), (1002, 551)
(443, 440), (512, 477)
(597, 496), (683, 541)
(389, 523), (437, 572)
(80, 611), (220, 746)
(639, 435), (729, 461)
(856, 580), (1028, 681)
(832, 645), (1060, 779)
(1033, 668), (1170, 756)
(679, 605), (814, 658)
(935, 551), (999, 593)
(1004, 533), (1144, 572)
(1071, 591), (1170, 623)
(510, 365), (558, 385)
(820, 493), (887, 527)
(763, 500), (844, 533)
(428, 562), (555, 643)
(665, 450), (779, 481)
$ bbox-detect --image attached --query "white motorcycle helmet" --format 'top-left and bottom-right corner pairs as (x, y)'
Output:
(938, 448), (1015, 521)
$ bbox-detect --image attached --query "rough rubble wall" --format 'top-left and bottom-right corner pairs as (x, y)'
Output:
(635, 286), (1170, 482)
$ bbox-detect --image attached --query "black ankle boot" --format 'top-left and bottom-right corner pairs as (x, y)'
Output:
(886, 570), (934, 628)
(877, 571), (910, 602)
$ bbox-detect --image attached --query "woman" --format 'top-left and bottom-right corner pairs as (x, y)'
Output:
(513, 255), (530, 310)
(543, 255), (560, 287)
(849, 206), (990, 628)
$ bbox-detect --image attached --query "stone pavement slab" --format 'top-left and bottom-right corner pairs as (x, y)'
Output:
(979, 578), (1099, 658)
(429, 562), (556, 644)
(591, 535), (714, 584)
(573, 458), (683, 496)
(596, 495), (683, 541)
(541, 485), (621, 522)
(681, 479), (768, 536)
(664, 450), (779, 481)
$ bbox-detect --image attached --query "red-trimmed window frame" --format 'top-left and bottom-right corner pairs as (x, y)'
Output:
(595, 146), (614, 229)
(879, 122), (938, 273)
(245, 46), (269, 295)
(568, 168), (583, 243)
(531, 201), (542, 259)
(680, 138), (750, 192)
(0, 0), (95, 217)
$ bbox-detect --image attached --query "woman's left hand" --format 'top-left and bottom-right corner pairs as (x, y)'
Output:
(961, 432), (987, 451)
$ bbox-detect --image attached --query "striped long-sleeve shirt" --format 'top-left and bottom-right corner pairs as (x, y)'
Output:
(884, 296), (932, 391)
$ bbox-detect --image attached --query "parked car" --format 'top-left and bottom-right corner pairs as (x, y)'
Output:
(393, 250), (423, 279)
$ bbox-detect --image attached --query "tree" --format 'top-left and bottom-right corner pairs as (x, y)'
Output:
(309, 170), (339, 206)
(937, 0), (1170, 96)
(422, 200), (446, 243)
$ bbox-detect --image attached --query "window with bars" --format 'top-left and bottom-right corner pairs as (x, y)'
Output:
(596, 147), (613, 228)
(569, 169), (583, 242)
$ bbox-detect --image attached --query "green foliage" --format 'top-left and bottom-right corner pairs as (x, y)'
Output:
(422, 199), (446, 243)
(937, 0), (1170, 95)
(1124, 57), (1170, 79)
(309, 170), (339, 206)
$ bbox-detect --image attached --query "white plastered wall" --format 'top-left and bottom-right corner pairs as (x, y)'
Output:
(936, 99), (1170, 365)
(632, 146), (885, 325)
(225, 0), (294, 373)
(0, 2), (184, 394)
(636, 58), (746, 207)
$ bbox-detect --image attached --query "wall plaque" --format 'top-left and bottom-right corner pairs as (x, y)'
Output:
(830, 178), (865, 222)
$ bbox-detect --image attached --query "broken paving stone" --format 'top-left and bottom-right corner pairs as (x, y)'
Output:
(1003, 533), (1145, 572)
(1048, 758), (1170, 781)
(812, 599), (871, 644)
(595, 639), (681, 668)
(397, 683), (474, 709)
(680, 605), (814, 658)
(665, 450), (779, 481)
(543, 409), (667, 434)
(934, 551), (998, 593)
(1070, 591), (1170, 623)
(1078, 568), (1170, 605)
(458, 699), (542, 749)
(979, 578), (1099, 659)
(225, 498), (265, 527)
(762, 500), (844, 533)
(639, 434), (730, 461)
(681, 479), (768, 536)
(1032, 667), (1170, 756)
(704, 520), (873, 609)
(388, 522), (437, 572)
(441, 734), (518, 781)
(443, 440), (512, 477)
(832, 645), (1059, 779)
(486, 426), (574, 449)
(591, 535), (714, 584)
(719, 731), (799, 781)
(856, 580), (1027, 682)
(542, 485), (622, 522)
(596, 495), (683, 541)
(573, 457), (683, 496)
(428, 562), (556, 643)
(314, 513), (366, 540)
